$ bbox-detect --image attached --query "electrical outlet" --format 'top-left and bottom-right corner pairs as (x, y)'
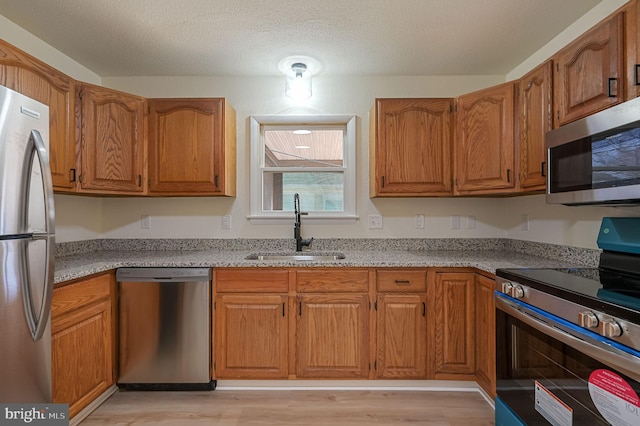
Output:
(368, 214), (383, 229)
(415, 214), (425, 229)
(521, 214), (530, 231)
(451, 215), (460, 230)
(467, 215), (476, 229)
(140, 214), (150, 229)
(222, 215), (231, 230)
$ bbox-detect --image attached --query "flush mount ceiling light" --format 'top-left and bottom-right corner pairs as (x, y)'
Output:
(285, 62), (312, 100)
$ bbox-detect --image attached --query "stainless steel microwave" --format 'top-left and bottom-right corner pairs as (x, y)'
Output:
(546, 97), (640, 205)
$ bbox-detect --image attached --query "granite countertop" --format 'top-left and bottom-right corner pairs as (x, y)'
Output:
(54, 248), (584, 284)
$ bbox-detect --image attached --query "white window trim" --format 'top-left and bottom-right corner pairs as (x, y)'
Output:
(249, 114), (358, 224)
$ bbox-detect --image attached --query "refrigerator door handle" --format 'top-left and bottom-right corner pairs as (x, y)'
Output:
(20, 130), (55, 341)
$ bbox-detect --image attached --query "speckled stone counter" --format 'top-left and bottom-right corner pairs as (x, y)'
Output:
(54, 238), (600, 284)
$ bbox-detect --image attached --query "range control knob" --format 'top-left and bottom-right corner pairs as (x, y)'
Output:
(578, 311), (599, 329)
(501, 281), (514, 295)
(600, 318), (623, 338)
(510, 284), (525, 299)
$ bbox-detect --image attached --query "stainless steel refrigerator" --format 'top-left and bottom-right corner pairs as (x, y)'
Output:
(0, 85), (55, 403)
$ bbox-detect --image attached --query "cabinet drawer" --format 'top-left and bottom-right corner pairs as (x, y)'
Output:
(296, 269), (369, 292)
(215, 268), (289, 293)
(52, 272), (113, 318)
(376, 270), (427, 292)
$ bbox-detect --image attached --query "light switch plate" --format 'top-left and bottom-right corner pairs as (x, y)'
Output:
(415, 214), (425, 229)
(368, 214), (383, 229)
(140, 214), (150, 229)
(222, 215), (232, 230)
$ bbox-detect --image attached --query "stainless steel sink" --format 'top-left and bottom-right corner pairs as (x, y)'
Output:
(244, 253), (345, 261)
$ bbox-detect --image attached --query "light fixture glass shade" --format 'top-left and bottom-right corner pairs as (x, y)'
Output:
(285, 63), (312, 99)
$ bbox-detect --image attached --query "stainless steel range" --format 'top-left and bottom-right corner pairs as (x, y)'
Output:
(495, 217), (640, 426)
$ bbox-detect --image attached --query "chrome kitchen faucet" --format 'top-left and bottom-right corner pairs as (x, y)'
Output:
(294, 193), (313, 252)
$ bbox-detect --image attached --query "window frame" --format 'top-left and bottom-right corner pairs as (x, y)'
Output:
(249, 114), (357, 223)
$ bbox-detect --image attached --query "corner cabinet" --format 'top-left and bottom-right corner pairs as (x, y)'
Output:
(517, 61), (553, 192)
(148, 98), (236, 196)
(369, 98), (453, 196)
(76, 83), (146, 194)
(454, 82), (516, 194)
(0, 40), (77, 192)
(51, 272), (116, 419)
(554, 11), (624, 126)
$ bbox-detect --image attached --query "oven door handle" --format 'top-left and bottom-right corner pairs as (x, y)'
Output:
(496, 294), (640, 382)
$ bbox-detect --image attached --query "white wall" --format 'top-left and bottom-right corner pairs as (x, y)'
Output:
(3, 0), (640, 249)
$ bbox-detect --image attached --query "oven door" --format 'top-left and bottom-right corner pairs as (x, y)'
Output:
(495, 292), (640, 426)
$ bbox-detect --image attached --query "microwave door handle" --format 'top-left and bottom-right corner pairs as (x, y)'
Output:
(20, 130), (55, 341)
(496, 295), (640, 383)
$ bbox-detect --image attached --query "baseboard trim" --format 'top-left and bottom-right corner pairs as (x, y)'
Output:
(69, 385), (118, 426)
(216, 379), (479, 391)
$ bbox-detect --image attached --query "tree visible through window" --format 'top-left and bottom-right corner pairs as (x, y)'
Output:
(250, 115), (356, 220)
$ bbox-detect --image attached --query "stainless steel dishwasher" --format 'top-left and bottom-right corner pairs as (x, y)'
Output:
(116, 268), (215, 390)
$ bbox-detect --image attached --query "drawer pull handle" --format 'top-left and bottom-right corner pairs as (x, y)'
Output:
(394, 280), (411, 285)
(422, 302), (426, 317)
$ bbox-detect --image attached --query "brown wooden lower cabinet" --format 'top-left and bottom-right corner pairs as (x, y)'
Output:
(214, 294), (288, 378)
(211, 267), (495, 389)
(431, 271), (476, 379)
(51, 271), (116, 419)
(296, 293), (370, 378)
(475, 274), (496, 396)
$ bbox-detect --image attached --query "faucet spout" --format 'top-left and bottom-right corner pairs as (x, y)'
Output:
(293, 193), (312, 252)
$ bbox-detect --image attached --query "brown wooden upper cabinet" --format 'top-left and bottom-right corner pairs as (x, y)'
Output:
(517, 61), (553, 192)
(0, 40), (78, 192)
(369, 98), (453, 197)
(625, 0), (640, 100)
(76, 83), (146, 194)
(554, 12), (624, 127)
(454, 82), (516, 194)
(147, 98), (236, 196)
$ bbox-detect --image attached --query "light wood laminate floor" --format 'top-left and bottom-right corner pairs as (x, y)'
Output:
(79, 390), (495, 425)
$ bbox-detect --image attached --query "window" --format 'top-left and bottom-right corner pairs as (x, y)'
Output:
(249, 115), (356, 222)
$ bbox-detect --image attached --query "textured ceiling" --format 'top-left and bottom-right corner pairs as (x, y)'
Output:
(0, 0), (604, 77)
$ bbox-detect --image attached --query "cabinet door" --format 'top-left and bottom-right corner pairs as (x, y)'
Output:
(454, 82), (515, 194)
(78, 83), (146, 193)
(376, 294), (427, 379)
(52, 273), (114, 419)
(554, 12), (624, 126)
(296, 294), (369, 378)
(625, 0), (640, 100)
(475, 274), (496, 397)
(518, 61), (553, 191)
(214, 294), (288, 379)
(0, 40), (77, 192)
(370, 98), (452, 196)
(433, 272), (475, 376)
(148, 98), (235, 196)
